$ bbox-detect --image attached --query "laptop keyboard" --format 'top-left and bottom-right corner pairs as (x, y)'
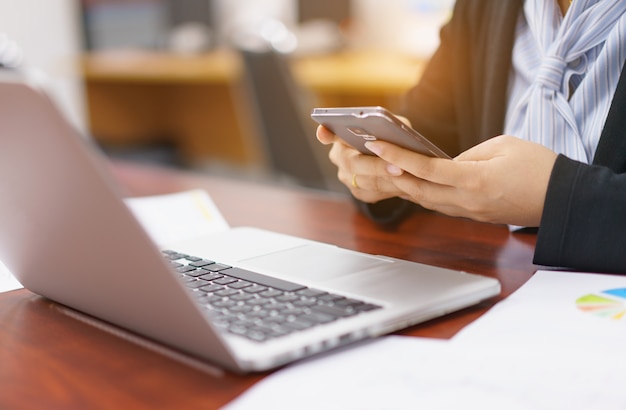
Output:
(162, 250), (382, 343)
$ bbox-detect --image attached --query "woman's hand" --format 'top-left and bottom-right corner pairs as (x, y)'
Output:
(363, 135), (559, 227)
(316, 125), (407, 203)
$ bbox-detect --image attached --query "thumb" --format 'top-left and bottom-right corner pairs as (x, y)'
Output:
(316, 125), (336, 145)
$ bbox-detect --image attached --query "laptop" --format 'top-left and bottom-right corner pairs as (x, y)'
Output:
(0, 72), (500, 373)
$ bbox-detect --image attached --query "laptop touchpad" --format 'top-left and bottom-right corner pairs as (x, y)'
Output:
(240, 244), (392, 282)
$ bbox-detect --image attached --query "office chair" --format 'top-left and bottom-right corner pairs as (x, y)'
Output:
(236, 43), (344, 192)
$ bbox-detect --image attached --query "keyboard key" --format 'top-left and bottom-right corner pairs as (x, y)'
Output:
(185, 269), (213, 278)
(246, 297), (271, 306)
(215, 288), (239, 297)
(222, 267), (306, 292)
(199, 284), (225, 293)
(185, 279), (210, 289)
(245, 330), (268, 342)
(214, 277), (238, 285)
(228, 324), (248, 336)
(297, 288), (328, 298)
(197, 294), (222, 305)
(293, 298), (317, 307)
(198, 272), (223, 281)
(356, 303), (382, 312)
(280, 307), (305, 317)
(247, 310), (270, 319)
(259, 289), (283, 298)
(229, 280), (253, 289)
(283, 318), (315, 331)
(213, 300), (237, 308)
(275, 294), (299, 303)
(312, 304), (358, 318)
(229, 305), (254, 314)
(189, 260), (215, 268)
(264, 314), (287, 323)
(162, 251), (186, 260)
(231, 293), (255, 302)
(175, 265), (198, 273)
(243, 284), (268, 294)
(319, 294), (346, 303)
(335, 298), (364, 307)
(301, 312), (337, 324)
(203, 263), (231, 272)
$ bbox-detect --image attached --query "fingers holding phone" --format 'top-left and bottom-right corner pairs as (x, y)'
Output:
(312, 106), (449, 202)
(315, 124), (336, 145)
(314, 122), (406, 203)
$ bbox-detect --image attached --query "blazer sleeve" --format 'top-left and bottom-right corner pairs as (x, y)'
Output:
(534, 155), (626, 273)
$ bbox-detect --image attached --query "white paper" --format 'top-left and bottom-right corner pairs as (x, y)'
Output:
(0, 261), (21, 293)
(453, 270), (626, 352)
(124, 189), (230, 246)
(224, 335), (626, 410)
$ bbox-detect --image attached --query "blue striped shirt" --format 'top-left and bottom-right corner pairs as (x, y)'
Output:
(504, 0), (626, 163)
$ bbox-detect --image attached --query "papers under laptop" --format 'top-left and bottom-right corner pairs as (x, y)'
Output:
(0, 72), (500, 373)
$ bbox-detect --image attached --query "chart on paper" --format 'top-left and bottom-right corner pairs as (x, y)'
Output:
(576, 288), (626, 320)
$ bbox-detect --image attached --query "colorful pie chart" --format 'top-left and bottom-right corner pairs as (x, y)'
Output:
(576, 288), (626, 320)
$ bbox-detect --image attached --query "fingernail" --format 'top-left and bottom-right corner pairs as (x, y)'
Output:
(364, 141), (381, 156)
(386, 164), (403, 176)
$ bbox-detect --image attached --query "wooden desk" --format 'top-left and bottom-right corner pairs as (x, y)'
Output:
(0, 161), (538, 409)
(81, 50), (425, 166)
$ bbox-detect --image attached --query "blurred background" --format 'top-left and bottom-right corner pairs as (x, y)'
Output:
(0, 0), (453, 192)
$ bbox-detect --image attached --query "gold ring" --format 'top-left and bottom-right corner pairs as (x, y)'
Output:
(351, 173), (359, 189)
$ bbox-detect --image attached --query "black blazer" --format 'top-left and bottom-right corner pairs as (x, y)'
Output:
(360, 0), (626, 273)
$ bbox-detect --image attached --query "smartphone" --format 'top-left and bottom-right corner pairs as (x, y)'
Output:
(311, 106), (450, 159)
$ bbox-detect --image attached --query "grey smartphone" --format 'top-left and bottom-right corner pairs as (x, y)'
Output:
(311, 106), (450, 159)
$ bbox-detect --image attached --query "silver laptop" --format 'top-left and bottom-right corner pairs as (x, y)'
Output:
(0, 72), (500, 373)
